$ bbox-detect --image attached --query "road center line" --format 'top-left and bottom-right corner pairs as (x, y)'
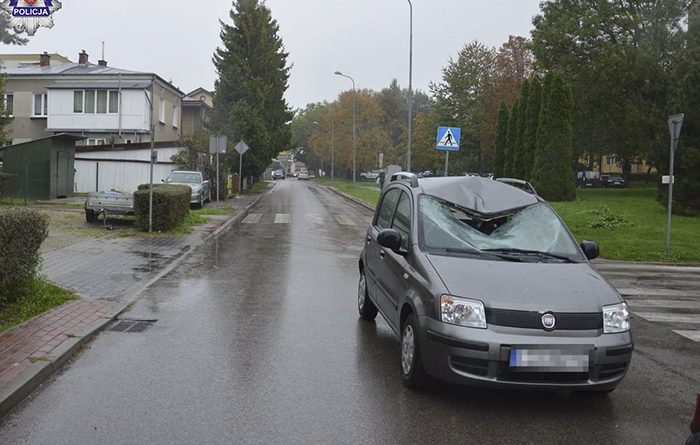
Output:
(274, 213), (291, 224)
(634, 313), (700, 324)
(629, 299), (700, 310)
(672, 330), (700, 342)
(242, 213), (263, 224)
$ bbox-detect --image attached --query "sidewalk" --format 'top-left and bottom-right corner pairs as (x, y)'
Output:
(0, 188), (270, 418)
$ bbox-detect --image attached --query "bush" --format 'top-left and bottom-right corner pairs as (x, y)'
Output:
(0, 208), (49, 305)
(0, 173), (15, 198)
(133, 184), (190, 231)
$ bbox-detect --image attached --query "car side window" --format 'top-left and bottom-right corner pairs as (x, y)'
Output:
(375, 189), (400, 230)
(392, 192), (411, 250)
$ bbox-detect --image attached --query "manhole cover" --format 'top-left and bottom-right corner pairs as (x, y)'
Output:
(108, 319), (156, 333)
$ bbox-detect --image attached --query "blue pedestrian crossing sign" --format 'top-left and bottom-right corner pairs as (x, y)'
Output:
(436, 127), (461, 151)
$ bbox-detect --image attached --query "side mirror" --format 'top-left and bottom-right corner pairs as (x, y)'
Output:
(377, 228), (402, 252)
(581, 240), (599, 260)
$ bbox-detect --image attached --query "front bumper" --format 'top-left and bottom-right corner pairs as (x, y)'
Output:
(418, 315), (633, 391)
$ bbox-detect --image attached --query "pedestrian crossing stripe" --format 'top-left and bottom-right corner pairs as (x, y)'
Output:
(436, 126), (461, 151)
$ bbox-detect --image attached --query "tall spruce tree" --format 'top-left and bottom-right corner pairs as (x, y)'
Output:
(671, 1), (700, 214)
(531, 72), (576, 201)
(212, 0), (292, 178)
(523, 77), (542, 180)
(494, 103), (510, 177)
(504, 99), (520, 177)
(512, 80), (530, 179)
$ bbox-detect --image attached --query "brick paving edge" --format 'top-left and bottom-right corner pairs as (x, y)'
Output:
(0, 186), (273, 420)
(0, 307), (121, 419)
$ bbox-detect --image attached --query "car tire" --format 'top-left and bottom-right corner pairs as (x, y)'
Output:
(198, 193), (204, 209)
(401, 313), (427, 389)
(357, 271), (378, 321)
(85, 209), (97, 223)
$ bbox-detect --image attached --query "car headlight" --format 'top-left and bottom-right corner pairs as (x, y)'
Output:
(602, 302), (630, 333)
(440, 295), (487, 329)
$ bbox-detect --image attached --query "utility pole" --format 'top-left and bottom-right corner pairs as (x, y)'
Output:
(665, 113), (684, 255)
(148, 75), (156, 234)
(406, 0), (413, 172)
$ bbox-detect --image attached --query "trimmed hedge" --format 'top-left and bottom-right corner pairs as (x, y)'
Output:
(0, 173), (15, 198)
(134, 184), (190, 231)
(0, 208), (49, 305)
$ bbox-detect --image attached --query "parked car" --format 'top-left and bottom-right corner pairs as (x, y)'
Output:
(298, 170), (309, 180)
(417, 170), (433, 178)
(360, 170), (382, 180)
(272, 169), (285, 180)
(165, 170), (211, 208)
(358, 175), (632, 391)
(577, 171), (602, 188)
(601, 175), (627, 188)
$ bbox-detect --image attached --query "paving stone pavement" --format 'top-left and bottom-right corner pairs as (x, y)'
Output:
(41, 235), (196, 301)
(0, 299), (118, 387)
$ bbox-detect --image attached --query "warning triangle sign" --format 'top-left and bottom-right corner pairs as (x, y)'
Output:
(438, 128), (457, 147)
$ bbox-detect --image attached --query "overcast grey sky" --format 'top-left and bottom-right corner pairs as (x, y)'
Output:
(1, 0), (542, 109)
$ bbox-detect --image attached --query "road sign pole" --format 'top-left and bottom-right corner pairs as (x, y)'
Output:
(239, 153), (243, 195)
(445, 152), (449, 177)
(665, 114), (684, 255)
(216, 149), (220, 208)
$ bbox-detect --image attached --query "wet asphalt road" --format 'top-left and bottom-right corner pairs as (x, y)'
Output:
(0, 180), (698, 444)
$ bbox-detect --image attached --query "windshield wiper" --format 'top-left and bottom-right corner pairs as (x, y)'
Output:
(481, 248), (577, 263)
(440, 247), (525, 262)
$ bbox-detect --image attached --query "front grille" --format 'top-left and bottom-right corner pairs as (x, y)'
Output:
(450, 356), (490, 377)
(496, 363), (590, 384)
(486, 308), (602, 331)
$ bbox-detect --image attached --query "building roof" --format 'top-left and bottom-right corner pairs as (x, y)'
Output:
(0, 133), (85, 151)
(417, 176), (541, 215)
(47, 79), (153, 90)
(0, 53), (72, 67)
(185, 87), (212, 98)
(0, 54), (184, 96)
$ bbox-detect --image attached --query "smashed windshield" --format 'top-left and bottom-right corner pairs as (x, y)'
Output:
(167, 172), (201, 184)
(419, 195), (582, 260)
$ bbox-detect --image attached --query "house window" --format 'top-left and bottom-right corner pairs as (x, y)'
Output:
(606, 156), (615, 166)
(86, 138), (107, 146)
(108, 91), (119, 113)
(85, 90), (95, 113)
(96, 90), (108, 114)
(172, 105), (178, 128)
(33, 93), (48, 117)
(3, 94), (13, 117)
(159, 99), (166, 124)
(73, 91), (83, 113)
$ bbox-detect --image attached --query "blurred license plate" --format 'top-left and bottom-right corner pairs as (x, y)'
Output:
(510, 348), (589, 372)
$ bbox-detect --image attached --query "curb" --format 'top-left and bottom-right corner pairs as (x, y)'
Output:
(321, 184), (375, 212)
(0, 186), (273, 419)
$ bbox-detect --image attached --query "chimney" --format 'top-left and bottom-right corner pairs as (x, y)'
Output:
(78, 50), (88, 64)
(98, 59), (107, 67)
(39, 51), (50, 67)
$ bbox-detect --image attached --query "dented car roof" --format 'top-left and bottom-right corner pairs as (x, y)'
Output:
(417, 176), (541, 215)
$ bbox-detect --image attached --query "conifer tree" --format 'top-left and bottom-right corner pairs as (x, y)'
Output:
(523, 77), (542, 180)
(504, 99), (520, 178)
(531, 72), (576, 201)
(493, 103), (509, 177)
(212, 0), (293, 178)
(512, 80), (529, 179)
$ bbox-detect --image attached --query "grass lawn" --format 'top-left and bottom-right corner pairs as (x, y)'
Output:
(116, 210), (211, 237)
(551, 187), (700, 263)
(316, 178), (380, 207)
(0, 278), (76, 333)
(192, 207), (232, 216)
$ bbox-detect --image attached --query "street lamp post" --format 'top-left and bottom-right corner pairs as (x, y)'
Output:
(334, 71), (356, 186)
(406, 0), (413, 173)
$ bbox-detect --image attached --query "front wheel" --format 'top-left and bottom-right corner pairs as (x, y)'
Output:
(357, 272), (378, 321)
(401, 313), (427, 389)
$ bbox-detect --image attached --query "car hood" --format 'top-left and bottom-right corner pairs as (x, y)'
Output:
(167, 182), (200, 190)
(425, 254), (621, 312)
